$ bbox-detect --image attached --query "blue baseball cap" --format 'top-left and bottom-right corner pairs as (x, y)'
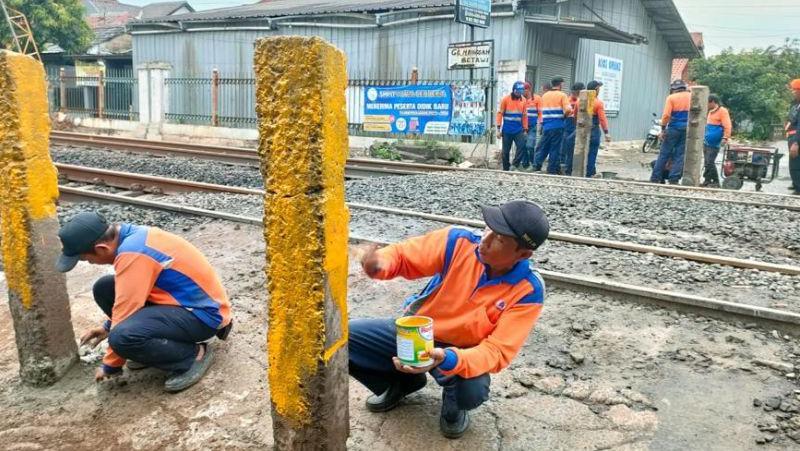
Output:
(56, 212), (109, 272)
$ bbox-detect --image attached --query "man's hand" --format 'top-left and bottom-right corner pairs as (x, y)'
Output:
(605, 134), (612, 143)
(659, 131), (666, 140)
(359, 243), (382, 278)
(496, 129), (502, 139)
(790, 142), (799, 159)
(80, 326), (108, 348)
(392, 348), (446, 374)
(94, 366), (120, 382)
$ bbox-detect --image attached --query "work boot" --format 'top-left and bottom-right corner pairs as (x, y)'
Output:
(126, 361), (148, 371)
(440, 409), (470, 439)
(164, 343), (214, 393)
(366, 375), (426, 413)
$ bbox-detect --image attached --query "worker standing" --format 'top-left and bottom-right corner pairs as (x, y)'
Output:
(702, 94), (732, 187)
(533, 77), (573, 174)
(561, 82), (585, 175)
(517, 82), (541, 171)
(650, 80), (691, 184)
(496, 81), (529, 171)
(586, 80), (612, 177)
(788, 79), (800, 195)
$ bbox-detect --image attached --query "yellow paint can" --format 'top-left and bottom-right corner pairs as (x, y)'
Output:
(395, 316), (434, 367)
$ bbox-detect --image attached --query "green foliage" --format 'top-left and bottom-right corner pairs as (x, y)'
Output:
(369, 141), (402, 161)
(0, 0), (92, 55)
(689, 40), (800, 140)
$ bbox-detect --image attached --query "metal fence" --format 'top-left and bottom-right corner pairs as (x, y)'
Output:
(163, 74), (494, 140)
(47, 67), (138, 120)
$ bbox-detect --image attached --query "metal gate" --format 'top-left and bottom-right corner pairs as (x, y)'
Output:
(538, 52), (574, 92)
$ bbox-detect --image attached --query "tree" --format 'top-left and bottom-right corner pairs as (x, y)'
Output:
(689, 40), (800, 140)
(0, 0), (93, 55)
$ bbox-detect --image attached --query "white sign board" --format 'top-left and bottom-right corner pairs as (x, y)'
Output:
(448, 40), (493, 70)
(593, 54), (623, 114)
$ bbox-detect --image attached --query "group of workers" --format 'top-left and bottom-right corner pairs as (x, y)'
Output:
(497, 77), (611, 176)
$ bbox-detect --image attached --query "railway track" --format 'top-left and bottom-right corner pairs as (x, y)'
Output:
(51, 131), (800, 211)
(58, 183), (800, 334)
(56, 163), (800, 276)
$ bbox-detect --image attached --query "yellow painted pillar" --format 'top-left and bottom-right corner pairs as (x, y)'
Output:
(254, 37), (350, 449)
(0, 51), (78, 385)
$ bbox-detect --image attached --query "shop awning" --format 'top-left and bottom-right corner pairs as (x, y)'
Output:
(525, 14), (646, 45)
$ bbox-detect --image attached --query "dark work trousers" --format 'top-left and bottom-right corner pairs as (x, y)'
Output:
(586, 127), (602, 178)
(561, 119), (577, 175)
(501, 131), (526, 171)
(703, 145), (721, 185)
(348, 318), (491, 421)
(521, 130), (537, 169)
(93, 274), (217, 373)
(790, 147), (800, 194)
(512, 131), (535, 169)
(650, 127), (686, 184)
(534, 128), (565, 174)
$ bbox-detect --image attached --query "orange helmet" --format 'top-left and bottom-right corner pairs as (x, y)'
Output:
(791, 79), (800, 90)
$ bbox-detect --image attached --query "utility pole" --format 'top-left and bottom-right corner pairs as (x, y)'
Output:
(0, 1), (40, 61)
(682, 86), (709, 186)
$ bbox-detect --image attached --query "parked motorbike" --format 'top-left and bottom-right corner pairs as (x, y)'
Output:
(642, 113), (661, 153)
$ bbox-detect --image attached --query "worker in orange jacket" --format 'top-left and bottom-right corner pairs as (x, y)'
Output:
(496, 81), (529, 171)
(350, 200), (549, 438)
(519, 81), (542, 170)
(788, 79), (800, 195)
(57, 212), (232, 392)
(561, 82), (585, 175)
(533, 77), (573, 174)
(586, 80), (612, 177)
(702, 94), (733, 187)
(651, 79), (692, 184)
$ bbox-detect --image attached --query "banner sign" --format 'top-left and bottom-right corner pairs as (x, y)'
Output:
(593, 54), (623, 115)
(449, 85), (486, 136)
(455, 0), (491, 28)
(363, 85), (453, 135)
(447, 40), (493, 70)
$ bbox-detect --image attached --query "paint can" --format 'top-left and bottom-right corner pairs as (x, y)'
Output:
(395, 316), (434, 367)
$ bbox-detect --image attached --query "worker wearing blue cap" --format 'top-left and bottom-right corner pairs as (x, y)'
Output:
(496, 81), (529, 171)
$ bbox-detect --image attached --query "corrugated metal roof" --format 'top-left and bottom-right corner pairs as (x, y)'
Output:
(132, 0), (456, 24)
(141, 1), (194, 19)
(640, 0), (701, 58)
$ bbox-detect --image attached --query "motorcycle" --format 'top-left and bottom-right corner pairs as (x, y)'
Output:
(642, 113), (661, 153)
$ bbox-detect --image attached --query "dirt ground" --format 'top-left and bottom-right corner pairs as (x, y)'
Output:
(1, 220), (799, 450)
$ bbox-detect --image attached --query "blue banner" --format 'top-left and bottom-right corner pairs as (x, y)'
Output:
(363, 85), (452, 135)
(449, 84), (487, 136)
(455, 0), (492, 28)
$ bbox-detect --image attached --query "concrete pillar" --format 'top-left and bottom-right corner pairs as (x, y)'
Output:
(254, 37), (350, 450)
(682, 85), (709, 186)
(572, 89), (596, 177)
(136, 62), (171, 137)
(0, 51), (78, 386)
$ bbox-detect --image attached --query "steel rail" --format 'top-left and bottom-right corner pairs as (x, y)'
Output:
(52, 131), (800, 210)
(57, 164), (800, 276)
(58, 185), (800, 333)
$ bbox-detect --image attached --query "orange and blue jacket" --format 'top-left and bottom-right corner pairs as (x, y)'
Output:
(525, 95), (542, 129)
(704, 106), (732, 148)
(540, 90), (572, 131)
(372, 227), (545, 378)
(496, 94), (528, 134)
(102, 224), (232, 371)
(661, 91), (692, 130)
(592, 98), (610, 134)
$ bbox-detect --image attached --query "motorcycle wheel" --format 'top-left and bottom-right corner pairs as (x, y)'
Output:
(722, 176), (744, 190)
(642, 137), (654, 153)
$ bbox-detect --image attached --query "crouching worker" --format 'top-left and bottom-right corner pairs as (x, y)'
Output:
(349, 200), (549, 439)
(56, 212), (232, 392)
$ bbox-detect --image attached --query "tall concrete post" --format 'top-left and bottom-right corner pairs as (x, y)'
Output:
(0, 51), (78, 386)
(572, 90), (595, 177)
(136, 62), (171, 138)
(254, 37), (350, 450)
(682, 85), (709, 186)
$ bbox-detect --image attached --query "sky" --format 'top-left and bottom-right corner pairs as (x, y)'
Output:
(123, 0), (800, 55)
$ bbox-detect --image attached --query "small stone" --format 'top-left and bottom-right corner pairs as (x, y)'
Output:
(744, 323), (758, 329)
(765, 396), (783, 409)
(754, 398), (763, 407)
(788, 373), (797, 379)
(753, 359), (794, 373)
(569, 352), (585, 364)
(772, 330), (781, 339)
